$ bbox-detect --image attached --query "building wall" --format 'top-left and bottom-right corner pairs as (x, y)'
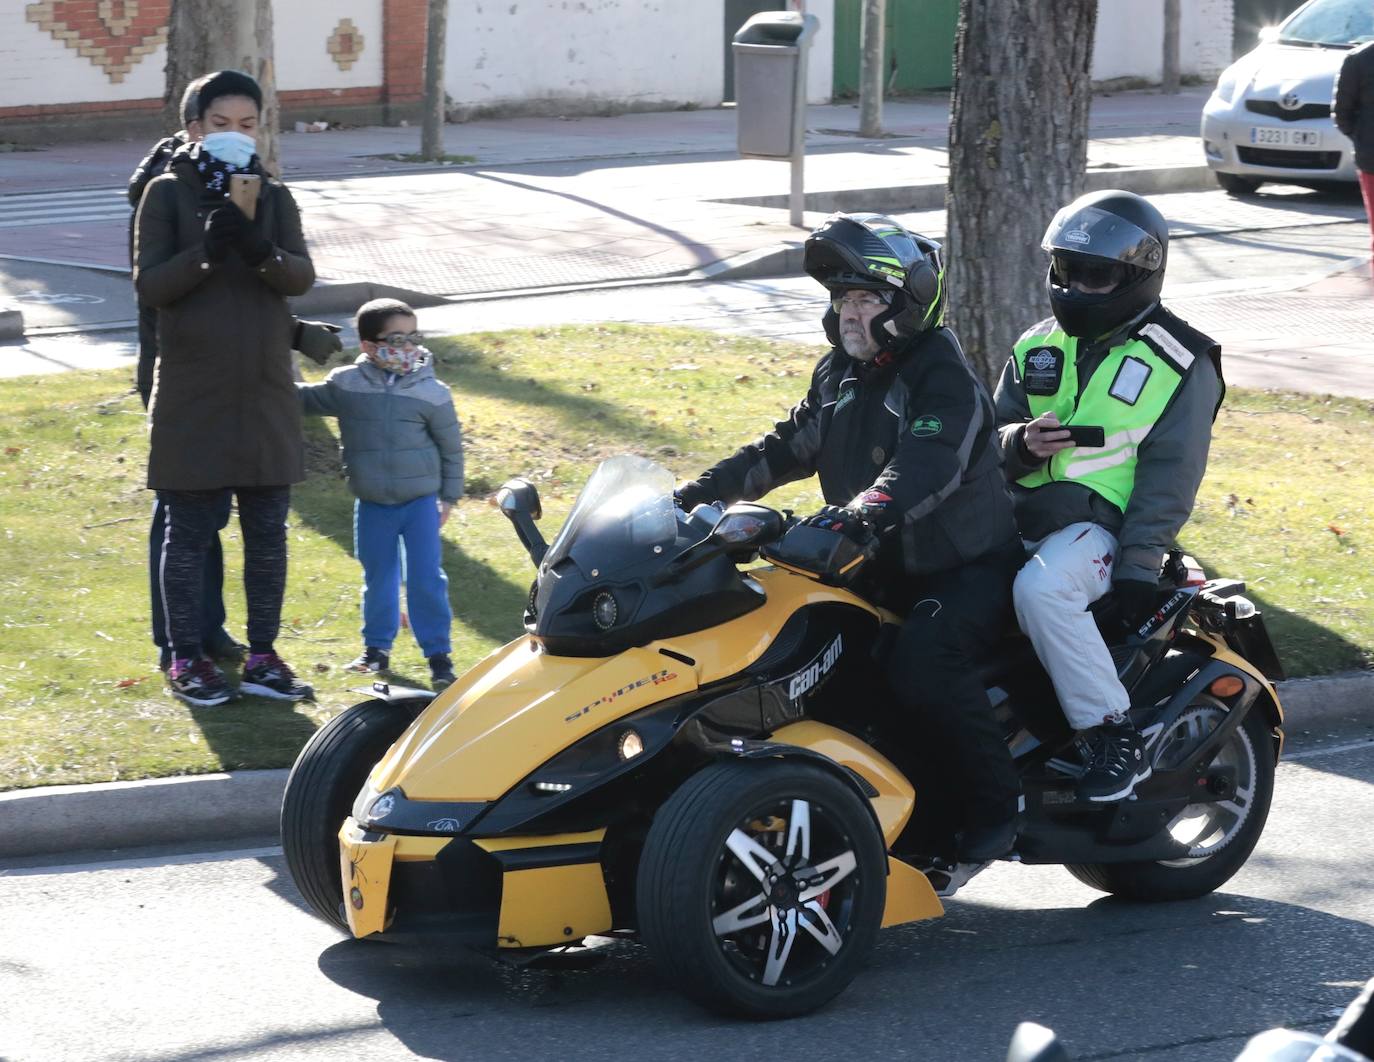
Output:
(445, 0), (834, 117)
(1093, 0), (1236, 82)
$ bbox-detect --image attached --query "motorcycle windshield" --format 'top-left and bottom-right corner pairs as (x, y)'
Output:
(542, 454), (678, 576)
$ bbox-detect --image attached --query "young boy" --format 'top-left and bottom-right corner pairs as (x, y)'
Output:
(298, 299), (464, 689)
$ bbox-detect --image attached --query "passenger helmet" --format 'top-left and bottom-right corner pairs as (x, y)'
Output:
(804, 212), (946, 353)
(1043, 189), (1167, 338)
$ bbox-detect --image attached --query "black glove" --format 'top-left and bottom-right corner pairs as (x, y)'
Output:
(232, 211), (272, 266)
(203, 205), (245, 263)
(293, 320), (344, 364)
(674, 480), (714, 513)
(1113, 578), (1159, 631)
(802, 505), (875, 546)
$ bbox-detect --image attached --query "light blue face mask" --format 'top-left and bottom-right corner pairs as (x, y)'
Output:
(201, 130), (256, 169)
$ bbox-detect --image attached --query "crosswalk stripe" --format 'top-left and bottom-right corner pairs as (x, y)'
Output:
(0, 212), (130, 229)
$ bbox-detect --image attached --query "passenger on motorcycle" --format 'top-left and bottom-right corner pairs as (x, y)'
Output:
(993, 190), (1224, 803)
(677, 213), (1025, 863)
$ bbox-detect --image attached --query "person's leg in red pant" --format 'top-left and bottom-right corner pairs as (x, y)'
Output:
(1360, 170), (1374, 256)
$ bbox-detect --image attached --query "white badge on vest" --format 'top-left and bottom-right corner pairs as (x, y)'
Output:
(1109, 356), (1152, 406)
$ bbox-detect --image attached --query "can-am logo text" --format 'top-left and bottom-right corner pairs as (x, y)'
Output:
(788, 634), (843, 701)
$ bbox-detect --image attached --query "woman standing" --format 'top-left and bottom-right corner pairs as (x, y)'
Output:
(135, 69), (315, 707)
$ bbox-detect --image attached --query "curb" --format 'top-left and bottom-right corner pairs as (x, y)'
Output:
(0, 306), (23, 340)
(2, 670), (1370, 861)
(709, 164), (1218, 216)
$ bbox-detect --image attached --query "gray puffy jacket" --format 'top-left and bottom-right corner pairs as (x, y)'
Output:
(298, 355), (464, 505)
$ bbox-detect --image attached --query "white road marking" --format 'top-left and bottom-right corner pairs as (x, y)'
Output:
(1281, 738), (1374, 763)
(0, 844), (283, 878)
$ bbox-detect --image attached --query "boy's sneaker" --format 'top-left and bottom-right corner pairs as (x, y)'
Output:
(347, 646), (390, 673)
(1076, 721), (1152, 802)
(166, 658), (234, 708)
(428, 653), (456, 691)
(241, 653), (314, 701)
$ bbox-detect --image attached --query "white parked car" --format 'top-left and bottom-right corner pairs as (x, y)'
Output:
(1202, 0), (1374, 194)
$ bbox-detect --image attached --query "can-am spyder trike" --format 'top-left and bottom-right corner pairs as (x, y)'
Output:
(282, 454), (1286, 1019)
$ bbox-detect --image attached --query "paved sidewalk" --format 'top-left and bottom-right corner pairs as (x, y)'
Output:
(0, 89), (1221, 309)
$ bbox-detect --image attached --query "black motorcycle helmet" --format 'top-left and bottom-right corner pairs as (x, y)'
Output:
(1043, 190), (1167, 339)
(804, 212), (946, 354)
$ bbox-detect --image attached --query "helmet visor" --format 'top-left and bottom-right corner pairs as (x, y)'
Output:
(1041, 204), (1164, 271)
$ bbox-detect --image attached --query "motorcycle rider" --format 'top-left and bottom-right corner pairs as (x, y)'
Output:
(993, 190), (1223, 802)
(676, 213), (1025, 863)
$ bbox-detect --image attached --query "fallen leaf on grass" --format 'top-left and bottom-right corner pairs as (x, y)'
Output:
(115, 676), (148, 689)
(1328, 524), (1347, 537)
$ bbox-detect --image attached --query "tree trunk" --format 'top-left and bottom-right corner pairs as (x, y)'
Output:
(421, 0), (449, 160)
(858, 0), (886, 138)
(945, 0), (1097, 387)
(162, 0), (280, 175)
(1162, 0), (1181, 94)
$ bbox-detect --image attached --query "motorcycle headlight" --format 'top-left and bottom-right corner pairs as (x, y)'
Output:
(351, 773), (382, 823)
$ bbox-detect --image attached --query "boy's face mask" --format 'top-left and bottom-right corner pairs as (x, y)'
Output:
(366, 342), (429, 375)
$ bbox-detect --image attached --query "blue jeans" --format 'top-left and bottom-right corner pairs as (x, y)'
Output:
(353, 494), (452, 657)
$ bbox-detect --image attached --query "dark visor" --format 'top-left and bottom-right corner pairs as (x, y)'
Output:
(1041, 205), (1163, 270)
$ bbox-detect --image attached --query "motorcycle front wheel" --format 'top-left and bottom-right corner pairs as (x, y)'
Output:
(1066, 701), (1276, 901)
(636, 759), (886, 1019)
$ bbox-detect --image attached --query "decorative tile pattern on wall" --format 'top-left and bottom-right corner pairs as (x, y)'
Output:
(327, 17), (366, 72)
(24, 0), (168, 84)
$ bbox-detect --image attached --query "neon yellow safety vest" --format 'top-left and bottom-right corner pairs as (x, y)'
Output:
(1012, 323), (1189, 513)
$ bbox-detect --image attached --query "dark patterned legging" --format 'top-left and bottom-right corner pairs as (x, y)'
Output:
(154, 486), (290, 659)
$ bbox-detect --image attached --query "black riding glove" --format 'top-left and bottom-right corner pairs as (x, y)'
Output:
(1113, 578), (1159, 631)
(674, 480), (715, 513)
(203, 205), (245, 263)
(293, 320), (344, 364)
(802, 505), (876, 547)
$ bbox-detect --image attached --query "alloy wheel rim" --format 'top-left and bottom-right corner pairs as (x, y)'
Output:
(1153, 704), (1257, 865)
(710, 797), (861, 989)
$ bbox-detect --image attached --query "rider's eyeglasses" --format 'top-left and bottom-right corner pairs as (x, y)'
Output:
(831, 293), (888, 313)
(378, 331), (424, 347)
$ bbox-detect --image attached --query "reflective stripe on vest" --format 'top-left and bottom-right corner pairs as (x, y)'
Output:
(1013, 326), (1185, 512)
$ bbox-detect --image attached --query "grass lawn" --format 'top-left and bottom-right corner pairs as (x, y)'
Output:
(0, 324), (1370, 790)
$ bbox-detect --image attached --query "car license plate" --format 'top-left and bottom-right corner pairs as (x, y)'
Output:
(1249, 126), (1321, 148)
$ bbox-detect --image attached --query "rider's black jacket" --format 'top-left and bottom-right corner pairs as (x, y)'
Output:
(685, 326), (1018, 578)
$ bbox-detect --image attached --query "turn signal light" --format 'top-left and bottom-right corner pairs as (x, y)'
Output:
(1209, 675), (1245, 698)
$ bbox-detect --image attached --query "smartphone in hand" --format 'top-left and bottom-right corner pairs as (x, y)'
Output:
(1064, 425), (1105, 447)
(228, 174), (261, 220)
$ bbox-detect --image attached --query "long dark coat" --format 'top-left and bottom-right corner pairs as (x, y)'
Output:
(134, 153), (315, 490)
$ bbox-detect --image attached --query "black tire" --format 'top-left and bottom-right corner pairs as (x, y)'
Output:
(281, 699), (423, 929)
(1066, 704), (1275, 902)
(1216, 172), (1261, 196)
(636, 759), (886, 1019)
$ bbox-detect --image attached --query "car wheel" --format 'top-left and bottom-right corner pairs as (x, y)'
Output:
(1216, 172), (1261, 196)
(1065, 703), (1275, 902)
(636, 759), (887, 1019)
(280, 699), (423, 929)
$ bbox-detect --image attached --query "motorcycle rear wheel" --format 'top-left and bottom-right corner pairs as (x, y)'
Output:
(636, 759), (886, 1019)
(280, 698), (423, 929)
(1065, 703), (1275, 901)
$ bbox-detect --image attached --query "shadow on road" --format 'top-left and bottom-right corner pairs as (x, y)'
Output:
(302, 889), (1374, 1059)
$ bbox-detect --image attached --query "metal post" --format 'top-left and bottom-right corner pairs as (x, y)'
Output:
(790, 28), (810, 228)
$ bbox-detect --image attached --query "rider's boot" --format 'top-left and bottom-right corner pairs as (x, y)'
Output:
(1075, 718), (1151, 802)
(955, 800), (1023, 864)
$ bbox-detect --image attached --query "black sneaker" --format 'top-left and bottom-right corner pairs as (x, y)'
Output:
(241, 653), (314, 701)
(1076, 722), (1152, 802)
(346, 646), (390, 673)
(956, 813), (1022, 864)
(428, 653), (456, 690)
(166, 658), (234, 708)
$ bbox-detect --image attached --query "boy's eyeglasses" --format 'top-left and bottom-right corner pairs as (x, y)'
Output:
(378, 331), (424, 347)
(831, 294), (887, 313)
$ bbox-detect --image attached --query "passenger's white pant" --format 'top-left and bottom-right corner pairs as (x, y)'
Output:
(1014, 522), (1131, 731)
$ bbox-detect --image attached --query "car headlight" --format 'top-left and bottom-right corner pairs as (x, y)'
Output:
(1213, 64), (1241, 105)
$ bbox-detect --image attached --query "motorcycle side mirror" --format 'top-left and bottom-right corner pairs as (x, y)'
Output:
(709, 503), (785, 548)
(496, 477), (548, 568)
(1007, 1022), (1072, 1062)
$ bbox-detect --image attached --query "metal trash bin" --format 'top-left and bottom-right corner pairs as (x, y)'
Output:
(732, 11), (820, 160)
